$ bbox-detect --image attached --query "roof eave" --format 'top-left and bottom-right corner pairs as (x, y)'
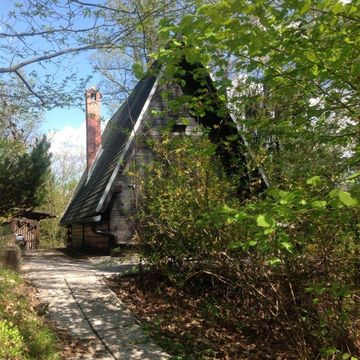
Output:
(60, 214), (102, 226)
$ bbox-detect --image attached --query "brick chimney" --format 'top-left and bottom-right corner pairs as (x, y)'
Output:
(85, 87), (102, 170)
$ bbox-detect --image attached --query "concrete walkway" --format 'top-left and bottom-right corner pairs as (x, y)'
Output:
(22, 250), (169, 360)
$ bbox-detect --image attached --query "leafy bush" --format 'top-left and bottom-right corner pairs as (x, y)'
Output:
(0, 319), (25, 359)
(136, 132), (360, 358)
(136, 132), (238, 279)
(0, 267), (61, 360)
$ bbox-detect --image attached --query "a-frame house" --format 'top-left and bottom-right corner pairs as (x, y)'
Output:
(60, 62), (267, 251)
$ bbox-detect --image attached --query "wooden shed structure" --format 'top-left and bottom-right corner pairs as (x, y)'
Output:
(11, 210), (55, 250)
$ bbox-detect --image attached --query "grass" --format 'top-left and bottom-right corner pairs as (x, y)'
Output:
(0, 267), (61, 360)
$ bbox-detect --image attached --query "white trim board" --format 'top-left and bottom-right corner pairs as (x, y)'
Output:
(96, 72), (162, 213)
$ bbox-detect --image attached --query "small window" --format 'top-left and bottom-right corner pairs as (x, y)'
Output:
(171, 124), (187, 133)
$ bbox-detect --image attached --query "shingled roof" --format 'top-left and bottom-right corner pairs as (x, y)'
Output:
(61, 60), (269, 226)
(60, 73), (159, 225)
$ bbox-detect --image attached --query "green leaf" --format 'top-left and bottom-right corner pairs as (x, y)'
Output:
(311, 200), (327, 209)
(228, 241), (243, 249)
(347, 172), (360, 181)
(180, 117), (190, 126)
(235, 212), (247, 221)
(331, 3), (343, 14)
(184, 48), (198, 64)
(311, 65), (319, 76)
(132, 62), (145, 79)
(338, 190), (358, 207)
(220, 205), (237, 214)
(306, 176), (322, 186)
(256, 214), (274, 228)
(349, 5), (357, 13)
(267, 258), (281, 267)
(180, 14), (193, 28)
(264, 228), (274, 235)
(281, 241), (293, 252)
(305, 51), (319, 63)
(300, 0), (311, 15)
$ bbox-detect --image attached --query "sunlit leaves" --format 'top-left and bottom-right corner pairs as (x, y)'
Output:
(256, 214), (274, 228)
(329, 189), (358, 207)
(306, 176), (322, 186)
(300, 0), (312, 15)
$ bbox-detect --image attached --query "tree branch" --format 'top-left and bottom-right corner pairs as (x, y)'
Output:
(0, 44), (110, 74)
(14, 70), (45, 105)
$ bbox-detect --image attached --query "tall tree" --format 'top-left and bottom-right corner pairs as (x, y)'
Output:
(0, 0), (196, 108)
(0, 136), (51, 217)
(0, 83), (51, 217)
(157, 0), (360, 187)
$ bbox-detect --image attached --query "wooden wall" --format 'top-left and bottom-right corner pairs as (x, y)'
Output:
(71, 224), (83, 249)
(71, 223), (109, 250)
(11, 218), (40, 250)
(107, 81), (198, 245)
(83, 223), (109, 250)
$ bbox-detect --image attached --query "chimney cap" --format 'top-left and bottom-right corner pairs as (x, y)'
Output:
(86, 86), (102, 96)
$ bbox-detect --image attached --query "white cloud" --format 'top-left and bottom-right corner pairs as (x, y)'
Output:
(47, 119), (108, 182)
(48, 122), (86, 181)
(48, 121), (86, 157)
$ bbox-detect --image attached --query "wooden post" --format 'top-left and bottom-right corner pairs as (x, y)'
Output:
(2, 246), (21, 272)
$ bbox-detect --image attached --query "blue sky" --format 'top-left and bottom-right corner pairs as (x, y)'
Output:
(0, 0), (107, 135)
(43, 107), (85, 133)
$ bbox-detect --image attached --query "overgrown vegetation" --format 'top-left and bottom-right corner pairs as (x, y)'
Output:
(133, 1), (360, 358)
(0, 267), (61, 359)
(135, 133), (359, 358)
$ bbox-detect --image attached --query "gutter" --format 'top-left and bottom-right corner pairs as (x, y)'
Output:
(65, 214), (116, 251)
(89, 215), (116, 252)
(91, 221), (116, 252)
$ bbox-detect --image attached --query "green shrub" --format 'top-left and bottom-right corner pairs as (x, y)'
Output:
(135, 132), (237, 279)
(136, 132), (360, 358)
(0, 319), (26, 359)
(0, 267), (61, 360)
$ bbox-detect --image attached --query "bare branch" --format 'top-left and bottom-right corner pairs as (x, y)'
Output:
(0, 44), (109, 74)
(70, 0), (135, 14)
(14, 70), (45, 105)
(0, 23), (110, 38)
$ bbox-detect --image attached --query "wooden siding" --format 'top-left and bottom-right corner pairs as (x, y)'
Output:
(71, 224), (83, 249)
(71, 223), (109, 250)
(108, 81), (198, 244)
(83, 223), (109, 250)
(109, 174), (136, 244)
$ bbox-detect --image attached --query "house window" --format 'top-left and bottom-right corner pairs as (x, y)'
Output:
(171, 124), (187, 133)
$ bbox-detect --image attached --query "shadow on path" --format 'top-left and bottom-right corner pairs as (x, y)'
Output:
(22, 250), (169, 360)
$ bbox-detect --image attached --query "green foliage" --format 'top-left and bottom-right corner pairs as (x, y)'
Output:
(0, 136), (51, 217)
(0, 267), (61, 359)
(136, 0), (360, 356)
(136, 132), (238, 278)
(156, 0), (359, 187)
(137, 132), (360, 357)
(0, 319), (25, 359)
(40, 178), (78, 248)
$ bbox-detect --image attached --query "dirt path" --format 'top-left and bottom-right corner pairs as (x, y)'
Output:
(22, 250), (169, 360)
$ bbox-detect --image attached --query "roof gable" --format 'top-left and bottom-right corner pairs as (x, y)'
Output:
(60, 73), (159, 225)
(61, 60), (269, 225)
